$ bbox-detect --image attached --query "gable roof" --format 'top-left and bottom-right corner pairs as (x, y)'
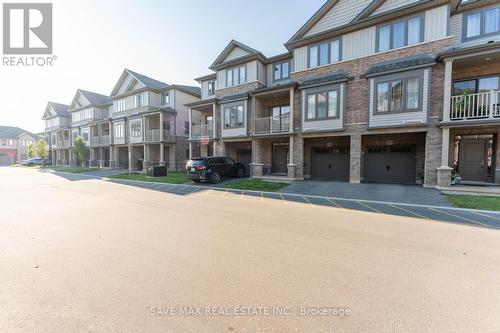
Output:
(210, 40), (264, 69)
(79, 90), (111, 106)
(109, 69), (169, 97)
(0, 126), (37, 139)
(167, 85), (201, 98)
(42, 102), (70, 120)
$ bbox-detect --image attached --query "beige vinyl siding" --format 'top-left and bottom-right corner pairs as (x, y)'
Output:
(368, 69), (429, 128)
(304, 0), (373, 37)
(224, 47), (250, 62)
(257, 61), (266, 84)
(116, 74), (145, 96)
(148, 91), (160, 108)
(424, 5), (449, 42)
(247, 60), (258, 82)
(217, 71), (226, 89)
(372, 0), (420, 16)
(201, 81), (209, 100)
(301, 84), (345, 132)
(343, 27), (376, 60)
(76, 93), (89, 107)
(173, 90), (199, 137)
(217, 60), (259, 89)
(293, 47), (308, 72)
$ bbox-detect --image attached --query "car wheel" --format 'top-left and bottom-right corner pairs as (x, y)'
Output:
(210, 172), (221, 184)
(237, 168), (245, 178)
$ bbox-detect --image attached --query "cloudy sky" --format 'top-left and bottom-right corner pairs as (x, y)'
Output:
(0, 0), (325, 133)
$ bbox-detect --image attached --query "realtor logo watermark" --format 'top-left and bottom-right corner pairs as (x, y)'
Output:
(2, 3), (56, 66)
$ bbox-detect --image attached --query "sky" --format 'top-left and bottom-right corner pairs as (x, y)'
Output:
(0, 0), (326, 133)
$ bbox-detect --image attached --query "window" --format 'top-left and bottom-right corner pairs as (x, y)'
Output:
(82, 132), (89, 141)
(464, 7), (500, 40)
(207, 80), (217, 95)
(1, 138), (6, 145)
(51, 135), (56, 145)
(113, 123), (124, 139)
(376, 76), (421, 113)
(377, 16), (423, 52)
(305, 89), (340, 120)
(130, 120), (142, 137)
(453, 76), (500, 95)
(161, 92), (170, 105)
(223, 105), (244, 128)
(273, 61), (290, 81)
(135, 94), (142, 108)
(185, 121), (189, 135)
(308, 39), (341, 68)
(226, 66), (246, 87)
(116, 99), (126, 112)
(9, 139), (14, 146)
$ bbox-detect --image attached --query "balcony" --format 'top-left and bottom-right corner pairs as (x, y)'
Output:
(144, 129), (174, 142)
(191, 124), (213, 140)
(450, 90), (500, 121)
(100, 135), (110, 146)
(254, 114), (290, 135)
(57, 140), (70, 148)
(90, 136), (100, 147)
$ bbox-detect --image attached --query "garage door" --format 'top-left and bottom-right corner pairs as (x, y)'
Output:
(365, 146), (415, 183)
(311, 147), (349, 181)
(0, 154), (12, 166)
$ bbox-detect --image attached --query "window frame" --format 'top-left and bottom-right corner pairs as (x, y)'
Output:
(272, 61), (290, 82)
(135, 94), (143, 108)
(207, 80), (217, 96)
(161, 92), (170, 105)
(373, 72), (424, 115)
(226, 65), (247, 87)
(222, 104), (245, 129)
(304, 87), (341, 122)
(130, 119), (142, 138)
(307, 38), (342, 69)
(376, 14), (424, 52)
(113, 123), (124, 139)
(462, 6), (500, 41)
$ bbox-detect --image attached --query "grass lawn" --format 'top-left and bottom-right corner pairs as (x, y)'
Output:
(109, 171), (189, 184)
(222, 179), (289, 192)
(446, 194), (500, 211)
(56, 168), (100, 173)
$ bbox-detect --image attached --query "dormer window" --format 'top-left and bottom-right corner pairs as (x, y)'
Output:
(273, 61), (290, 81)
(464, 7), (500, 40)
(161, 92), (170, 105)
(208, 80), (217, 95)
(226, 66), (246, 87)
(308, 39), (341, 68)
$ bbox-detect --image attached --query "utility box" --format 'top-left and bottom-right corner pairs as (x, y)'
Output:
(146, 165), (167, 177)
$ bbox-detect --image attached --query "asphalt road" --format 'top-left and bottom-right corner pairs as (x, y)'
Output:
(1, 167), (500, 332)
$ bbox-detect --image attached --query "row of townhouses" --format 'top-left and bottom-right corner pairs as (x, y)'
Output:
(43, 0), (500, 188)
(42, 69), (200, 170)
(0, 126), (38, 165)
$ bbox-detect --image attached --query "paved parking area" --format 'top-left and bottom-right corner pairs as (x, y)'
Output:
(105, 177), (500, 229)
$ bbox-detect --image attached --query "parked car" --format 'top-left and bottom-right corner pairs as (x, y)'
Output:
(185, 156), (246, 183)
(21, 158), (51, 166)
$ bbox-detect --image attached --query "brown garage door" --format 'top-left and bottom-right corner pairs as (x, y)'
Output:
(311, 147), (349, 181)
(365, 146), (415, 184)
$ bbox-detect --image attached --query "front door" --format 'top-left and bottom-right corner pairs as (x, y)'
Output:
(459, 139), (487, 182)
(237, 149), (251, 176)
(271, 143), (289, 174)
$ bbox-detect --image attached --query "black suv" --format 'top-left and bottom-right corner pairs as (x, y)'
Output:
(185, 156), (246, 183)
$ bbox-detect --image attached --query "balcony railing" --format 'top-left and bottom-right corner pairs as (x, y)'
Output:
(450, 90), (500, 121)
(191, 124), (213, 140)
(254, 114), (290, 134)
(100, 135), (110, 146)
(57, 140), (70, 148)
(144, 129), (174, 142)
(90, 137), (100, 147)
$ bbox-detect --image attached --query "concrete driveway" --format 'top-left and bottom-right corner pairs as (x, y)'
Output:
(280, 180), (452, 206)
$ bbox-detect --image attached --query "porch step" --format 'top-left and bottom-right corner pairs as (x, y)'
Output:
(438, 185), (500, 197)
(253, 175), (295, 183)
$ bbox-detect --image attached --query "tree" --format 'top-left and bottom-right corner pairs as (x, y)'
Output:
(71, 136), (89, 168)
(27, 143), (36, 159)
(35, 139), (49, 167)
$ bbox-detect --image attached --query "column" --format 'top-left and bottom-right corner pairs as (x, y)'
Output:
(442, 59), (453, 122)
(287, 136), (295, 179)
(289, 88), (294, 132)
(188, 108), (192, 140)
(251, 139), (263, 178)
(99, 147), (103, 168)
(160, 143), (165, 166)
(189, 142), (193, 159)
(212, 103), (217, 138)
(436, 127), (452, 188)
(128, 145), (133, 172)
(109, 146), (115, 168)
(349, 134), (362, 183)
(143, 144), (147, 168)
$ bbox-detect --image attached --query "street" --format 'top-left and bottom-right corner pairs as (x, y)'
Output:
(1, 167), (500, 332)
